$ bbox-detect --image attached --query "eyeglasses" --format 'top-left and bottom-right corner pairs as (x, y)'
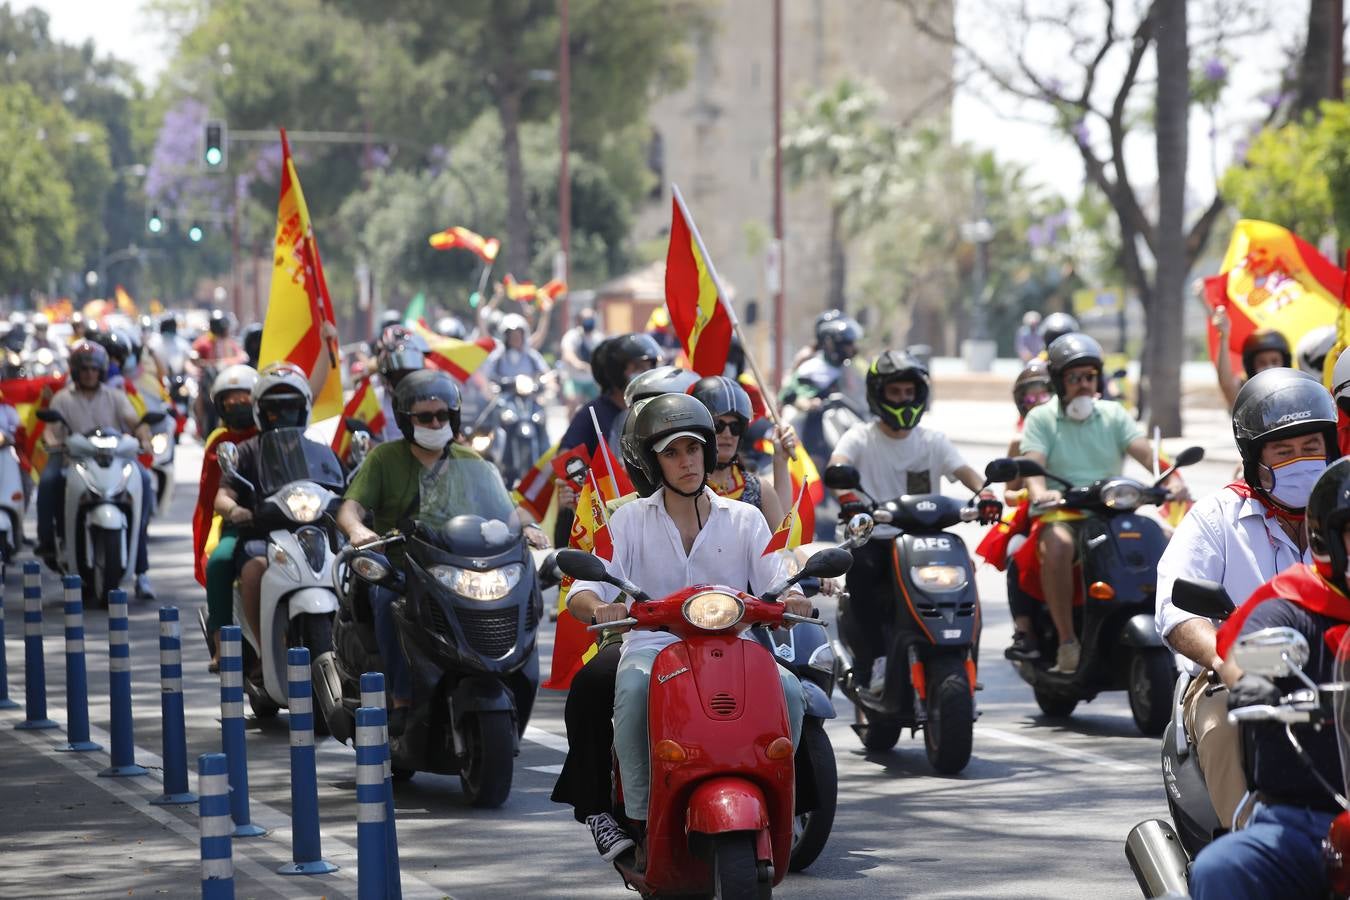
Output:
(1064, 371), (1099, 386)
(410, 409), (453, 425)
(714, 419), (746, 436)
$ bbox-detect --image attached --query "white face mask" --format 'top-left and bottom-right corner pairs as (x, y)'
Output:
(1266, 456), (1326, 510)
(1064, 395), (1095, 421)
(412, 424), (453, 451)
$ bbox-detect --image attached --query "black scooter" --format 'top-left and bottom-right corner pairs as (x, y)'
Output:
(823, 460), (1015, 774)
(319, 485), (541, 808)
(1003, 447), (1203, 736)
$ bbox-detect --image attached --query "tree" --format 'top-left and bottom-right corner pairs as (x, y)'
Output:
(0, 82), (78, 294)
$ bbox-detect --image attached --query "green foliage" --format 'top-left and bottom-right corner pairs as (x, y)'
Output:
(1220, 112), (1336, 242)
(0, 82), (78, 293)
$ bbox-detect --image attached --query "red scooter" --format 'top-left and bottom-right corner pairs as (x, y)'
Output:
(555, 547), (852, 899)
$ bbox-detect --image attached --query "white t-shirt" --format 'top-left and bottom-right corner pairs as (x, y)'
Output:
(831, 421), (967, 499)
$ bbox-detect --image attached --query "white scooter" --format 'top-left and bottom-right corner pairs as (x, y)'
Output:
(36, 408), (163, 609)
(143, 393), (176, 518)
(0, 441), (26, 564)
(216, 430), (345, 721)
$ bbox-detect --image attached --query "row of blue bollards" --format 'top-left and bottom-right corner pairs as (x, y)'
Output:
(0, 564), (404, 897)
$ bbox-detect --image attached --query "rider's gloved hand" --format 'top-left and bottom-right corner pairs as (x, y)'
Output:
(838, 492), (870, 520)
(1227, 673), (1281, 710)
(977, 490), (1003, 525)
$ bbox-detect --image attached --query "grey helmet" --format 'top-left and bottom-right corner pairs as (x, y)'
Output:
(623, 365), (700, 407)
(631, 393), (717, 497)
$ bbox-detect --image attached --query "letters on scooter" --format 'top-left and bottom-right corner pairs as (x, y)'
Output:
(912, 536), (952, 551)
(657, 666), (689, 684)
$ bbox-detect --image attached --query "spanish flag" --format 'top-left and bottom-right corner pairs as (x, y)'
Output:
(502, 274), (538, 303)
(665, 185), (735, 376)
(762, 481), (814, 556)
(408, 320), (496, 383)
(331, 378), (385, 464)
(513, 442), (560, 522)
(4, 374), (63, 475)
(1202, 220), (1345, 384)
(259, 128), (342, 422)
(114, 285), (138, 317)
(428, 225), (501, 263)
(544, 459), (610, 690)
(192, 425), (257, 586)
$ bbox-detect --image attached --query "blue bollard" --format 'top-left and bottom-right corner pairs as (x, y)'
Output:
(0, 564), (18, 710)
(15, 561), (57, 729)
(361, 672), (402, 900)
(99, 589), (146, 776)
(217, 626), (266, 838)
(151, 606), (195, 805)
(56, 576), (100, 751)
(199, 753), (235, 900)
(278, 646), (337, 876)
(356, 706), (389, 900)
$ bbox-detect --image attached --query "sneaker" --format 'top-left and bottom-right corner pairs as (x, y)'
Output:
(1004, 631), (1041, 661)
(134, 574), (156, 600)
(1050, 639), (1080, 674)
(586, 813), (636, 862)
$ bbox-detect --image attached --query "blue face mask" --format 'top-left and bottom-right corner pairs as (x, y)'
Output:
(1266, 456), (1326, 510)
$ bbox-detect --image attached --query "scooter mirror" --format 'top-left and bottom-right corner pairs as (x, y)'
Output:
(556, 548), (610, 582)
(1173, 446), (1205, 468)
(36, 408), (61, 424)
(344, 417), (371, 434)
(844, 513), (874, 547)
(984, 458), (1020, 483)
(350, 430), (372, 455)
(140, 410), (167, 426)
(1170, 578), (1236, 620)
(1231, 626), (1310, 678)
(216, 442), (240, 478)
(1013, 456), (1047, 478)
(824, 464), (861, 491)
(798, 547), (853, 581)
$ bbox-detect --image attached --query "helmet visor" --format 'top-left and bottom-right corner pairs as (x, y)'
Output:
(258, 393), (308, 429)
(653, 430), (708, 453)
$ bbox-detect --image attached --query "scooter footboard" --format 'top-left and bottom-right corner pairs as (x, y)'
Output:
(685, 777), (769, 834)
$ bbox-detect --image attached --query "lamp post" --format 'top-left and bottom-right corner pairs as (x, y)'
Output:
(959, 209), (996, 372)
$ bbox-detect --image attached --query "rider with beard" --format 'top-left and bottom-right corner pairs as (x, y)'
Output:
(1020, 332), (1188, 674)
(1188, 459), (1350, 900)
(1155, 368), (1333, 829)
(566, 394), (812, 865)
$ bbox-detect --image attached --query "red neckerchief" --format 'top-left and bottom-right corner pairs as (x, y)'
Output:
(1216, 564), (1350, 658)
(1226, 479), (1305, 525)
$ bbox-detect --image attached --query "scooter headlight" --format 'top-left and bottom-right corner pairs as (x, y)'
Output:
(277, 482), (324, 523)
(471, 433), (492, 454)
(807, 643), (836, 675)
(910, 565), (968, 592)
(90, 434), (120, 451)
(499, 407), (520, 427)
(1101, 480), (1143, 510)
(430, 563), (523, 601)
(518, 422), (535, 438)
(514, 374), (537, 395)
(682, 591), (743, 631)
(150, 431), (170, 457)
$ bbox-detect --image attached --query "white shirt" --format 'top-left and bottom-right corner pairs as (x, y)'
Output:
(1155, 486), (1309, 674)
(570, 487), (796, 660)
(832, 421), (966, 500)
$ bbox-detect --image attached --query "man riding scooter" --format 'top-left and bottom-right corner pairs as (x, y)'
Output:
(36, 339), (156, 599)
(1020, 332), (1187, 673)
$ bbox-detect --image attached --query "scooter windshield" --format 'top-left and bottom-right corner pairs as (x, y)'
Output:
(417, 456), (515, 533)
(256, 427), (345, 495)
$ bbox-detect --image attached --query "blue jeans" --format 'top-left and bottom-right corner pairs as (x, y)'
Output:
(613, 644), (805, 821)
(1190, 802), (1335, 900)
(37, 453), (152, 575)
(368, 585), (412, 702)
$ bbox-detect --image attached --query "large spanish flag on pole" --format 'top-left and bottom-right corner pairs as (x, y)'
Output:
(408, 320), (496, 383)
(665, 185), (735, 377)
(1202, 220), (1345, 383)
(259, 128), (342, 421)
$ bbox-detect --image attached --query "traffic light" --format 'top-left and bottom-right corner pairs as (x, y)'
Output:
(203, 120), (227, 169)
(187, 223), (204, 243)
(147, 208), (163, 234)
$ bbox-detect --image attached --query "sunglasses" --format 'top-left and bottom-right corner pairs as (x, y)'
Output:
(410, 409), (454, 425)
(714, 419), (746, 436)
(1064, 371), (1099, 386)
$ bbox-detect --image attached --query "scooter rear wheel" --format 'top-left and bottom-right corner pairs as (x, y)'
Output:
(790, 720), (837, 871)
(710, 832), (762, 900)
(1033, 686), (1078, 719)
(855, 706), (902, 752)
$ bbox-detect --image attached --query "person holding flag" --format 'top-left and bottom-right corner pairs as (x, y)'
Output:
(564, 393), (812, 861)
(689, 374), (796, 527)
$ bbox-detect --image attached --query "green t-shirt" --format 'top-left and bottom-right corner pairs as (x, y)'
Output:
(1019, 397), (1144, 488)
(343, 439), (481, 535)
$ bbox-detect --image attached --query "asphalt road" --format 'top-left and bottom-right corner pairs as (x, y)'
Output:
(0, 417), (1241, 899)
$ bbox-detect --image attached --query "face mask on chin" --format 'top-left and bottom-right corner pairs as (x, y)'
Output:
(413, 424), (453, 451)
(1064, 395), (1095, 421)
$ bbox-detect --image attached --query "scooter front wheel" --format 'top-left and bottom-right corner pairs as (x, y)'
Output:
(459, 709), (515, 808)
(1033, 685), (1079, 719)
(855, 705), (901, 752)
(924, 656), (974, 775)
(1128, 648), (1176, 737)
(710, 832), (762, 900)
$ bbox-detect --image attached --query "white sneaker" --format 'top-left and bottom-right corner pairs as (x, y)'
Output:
(1049, 640), (1080, 674)
(587, 813), (635, 862)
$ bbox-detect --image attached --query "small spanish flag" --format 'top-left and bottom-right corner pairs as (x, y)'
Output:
(762, 482), (814, 555)
(331, 378), (386, 464)
(428, 225), (501, 263)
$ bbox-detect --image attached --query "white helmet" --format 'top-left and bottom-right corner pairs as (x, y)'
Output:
(1333, 346), (1350, 411)
(252, 361), (312, 430)
(1296, 325), (1338, 376)
(211, 364), (259, 405)
(499, 313), (529, 337)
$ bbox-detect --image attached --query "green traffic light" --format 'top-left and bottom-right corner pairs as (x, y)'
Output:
(188, 224), (204, 243)
(205, 146), (223, 167)
(148, 217), (163, 234)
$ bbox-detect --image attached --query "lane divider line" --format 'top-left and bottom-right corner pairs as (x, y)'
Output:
(980, 727), (1148, 773)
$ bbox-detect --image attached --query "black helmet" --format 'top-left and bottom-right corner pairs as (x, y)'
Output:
(818, 317), (861, 366)
(623, 365), (699, 407)
(241, 323), (263, 367)
(69, 339), (109, 381)
(620, 397), (660, 497)
(690, 375), (753, 424)
(1013, 359), (1053, 419)
(813, 308), (844, 343)
(377, 325), (429, 390)
(393, 369), (462, 442)
(1240, 329), (1292, 379)
(1297, 325), (1338, 376)
(631, 393), (717, 496)
(208, 309), (233, 337)
(602, 333), (661, 393)
(1308, 458), (1350, 591)
(1046, 332), (1104, 399)
(1232, 367), (1337, 507)
(866, 350), (930, 430)
(1038, 312), (1080, 348)
(159, 313), (178, 335)
(91, 328), (131, 368)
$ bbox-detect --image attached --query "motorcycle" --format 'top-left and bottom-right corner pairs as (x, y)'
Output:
(143, 392), (176, 518)
(469, 374), (549, 487)
(822, 460), (1015, 774)
(1002, 447), (1204, 736)
(214, 429), (345, 721)
(554, 545), (853, 899)
(36, 408), (164, 609)
(0, 440), (26, 565)
(320, 453), (541, 808)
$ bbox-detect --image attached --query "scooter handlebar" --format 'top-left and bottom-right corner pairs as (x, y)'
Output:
(587, 617), (638, 633)
(1226, 704), (1316, 725)
(782, 612), (825, 627)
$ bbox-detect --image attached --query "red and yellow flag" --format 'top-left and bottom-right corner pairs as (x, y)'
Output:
(192, 424), (258, 586)
(536, 278), (567, 305)
(665, 187), (734, 376)
(114, 285), (138, 317)
(259, 128), (342, 421)
(428, 226), (501, 263)
(762, 482), (814, 556)
(545, 459), (610, 690)
(513, 441), (560, 523)
(502, 274), (538, 303)
(1202, 220), (1345, 383)
(408, 320), (495, 383)
(331, 378), (385, 464)
(5, 374), (63, 475)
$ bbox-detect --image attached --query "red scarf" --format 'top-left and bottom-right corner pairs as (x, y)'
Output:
(1216, 564), (1350, 659)
(1226, 479), (1305, 525)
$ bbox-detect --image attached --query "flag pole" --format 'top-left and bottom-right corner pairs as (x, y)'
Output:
(670, 184), (784, 428)
(588, 407), (619, 494)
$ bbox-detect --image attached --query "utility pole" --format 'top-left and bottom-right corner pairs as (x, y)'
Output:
(771, 0), (785, 388)
(1334, 0), (1345, 101)
(559, 0), (573, 332)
